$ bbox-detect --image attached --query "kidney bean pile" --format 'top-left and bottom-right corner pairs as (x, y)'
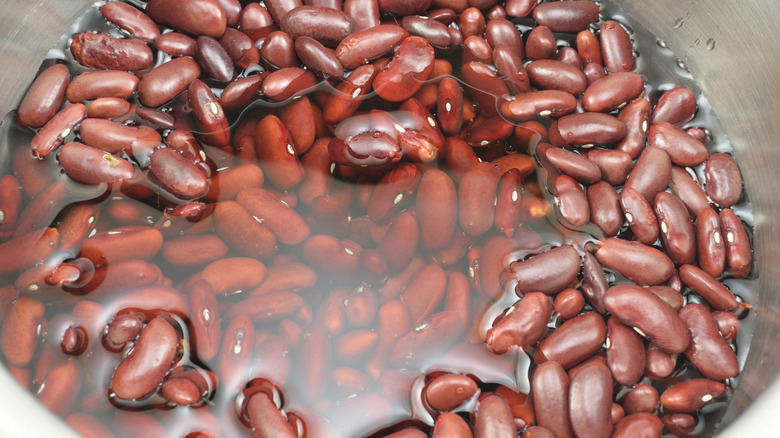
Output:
(0, 0), (755, 437)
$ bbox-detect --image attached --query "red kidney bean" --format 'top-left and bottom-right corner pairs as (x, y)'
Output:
(219, 75), (265, 113)
(624, 146), (672, 204)
(466, 116), (513, 148)
(216, 315), (256, 393)
(344, 0), (380, 30)
(576, 250), (607, 315)
(101, 1), (160, 42)
(137, 107), (176, 129)
(527, 59), (587, 96)
(303, 234), (362, 277)
(612, 98), (650, 159)
(259, 31), (299, 70)
(583, 72), (645, 113)
(525, 25), (557, 60)
(30, 103), (85, 158)
(719, 208), (752, 278)
(654, 191), (695, 264)
(461, 61), (512, 118)
(568, 362), (613, 438)
(604, 284), (689, 354)
(584, 149), (631, 186)
(643, 343), (676, 380)
(79, 119), (160, 165)
(237, 187), (310, 245)
(59, 142), (135, 185)
(239, 4), (275, 42)
(373, 36), (435, 102)
(414, 169), (457, 250)
(459, 7), (485, 38)
(254, 114), (305, 189)
(282, 6), (357, 48)
(535, 312), (606, 369)
(71, 32), (153, 71)
(146, 0), (226, 38)
(612, 413), (662, 438)
(487, 292), (551, 354)
(155, 32), (197, 57)
(79, 225), (163, 268)
(485, 18), (524, 56)
(473, 394), (517, 438)
(196, 35), (235, 81)
(660, 379), (727, 412)
(432, 411), (472, 437)
(555, 174), (590, 227)
(501, 90), (577, 122)
(66, 412), (116, 438)
(0, 297), (45, 367)
(293, 37), (343, 79)
(583, 58), (608, 84)
(203, 163), (264, 202)
(711, 310), (739, 342)
(111, 316), (179, 400)
(494, 168), (524, 237)
(335, 329), (379, 364)
(193, 257), (267, 296)
(533, 0), (599, 33)
(37, 357), (82, 418)
(262, 67), (318, 102)
(389, 311), (461, 367)
(367, 162), (421, 222)
(336, 24), (408, 70)
(622, 383), (659, 414)
(600, 20), (634, 73)
(679, 264), (739, 311)
(661, 413), (697, 437)
(532, 361), (573, 438)
(505, 245), (580, 296)
(160, 375), (203, 406)
(66, 70), (139, 102)
(463, 36), (493, 67)
(557, 47), (584, 70)
(213, 200), (278, 260)
(424, 373), (478, 411)
(346, 283), (379, 328)
(17, 64), (69, 128)
(492, 44), (530, 95)
(402, 16), (451, 49)
(619, 186), (658, 245)
(378, 0), (432, 16)
(0, 229), (56, 277)
(704, 152), (743, 207)
(376, 211), (418, 273)
(696, 206), (725, 277)
(648, 122), (708, 167)
(188, 79), (231, 147)
(651, 87), (697, 126)
(138, 57), (201, 108)
(555, 287), (585, 320)
(148, 147), (209, 199)
(219, 28), (260, 69)
(587, 181), (621, 236)
(605, 316), (645, 386)
(680, 303), (739, 381)
(245, 392), (297, 438)
(669, 166), (711, 217)
(576, 30), (602, 65)
(555, 112), (627, 148)
(103, 312), (144, 352)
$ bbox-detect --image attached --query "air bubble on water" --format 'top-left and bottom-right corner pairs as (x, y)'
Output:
(673, 17), (685, 28)
(706, 38), (716, 51)
(676, 60), (688, 71)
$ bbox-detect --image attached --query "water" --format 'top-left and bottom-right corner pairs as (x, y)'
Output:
(0, 0), (758, 437)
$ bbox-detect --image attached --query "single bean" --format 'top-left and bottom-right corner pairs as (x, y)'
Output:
(432, 411), (473, 437)
(624, 146), (672, 204)
(196, 35), (235, 81)
(655, 191), (696, 264)
(37, 358), (82, 417)
(505, 245), (581, 296)
(261, 67), (318, 102)
(554, 112), (627, 148)
(535, 312), (607, 369)
(344, 0), (380, 31)
(70, 33), (153, 71)
(500, 90), (577, 122)
(525, 25), (557, 60)
(59, 142), (134, 185)
(586, 149), (632, 186)
(487, 292), (552, 354)
(213, 200), (278, 260)
(473, 394), (517, 438)
(651, 87), (697, 126)
(154, 32), (197, 57)
(402, 16), (452, 49)
(493, 43), (531, 93)
(588, 181), (622, 236)
(461, 61), (510, 118)
(704, 152), (743, 207)
(30, 103), (86, 158)
(0, 297), (45, 367)
(622, 383), (659, 414)
(649, 122), (708, 167)
(568, 362), (613, 438)
(680, 303), (739, 381)
(138, 57), (202, 108)
(527, 59), (587, 96)
(720, 208), (752, 278)
(600, 20), (634, 73)
(612, 413), (663, 438)
(146, 0), (227, 38)
(373, 36), (435, 102)
(389, 311), (461, 367)
(335, 24), (408, 69)
(532, 0), (600, 33)
(659, 379), (727, 412)
(66, 70), (139, 102)
(17, 64), (70, 128)
(679, 264), (739, 311)
(100, 1), (160, 42)
(217, 315), (256, 391)
(532, 361), (573, 438)
(237, 187), (310, 245)
(669, 166), (711, 217)
(576, 30), (602, 65)
(606, 316), (645, 386)
(696, 206), (726, 277)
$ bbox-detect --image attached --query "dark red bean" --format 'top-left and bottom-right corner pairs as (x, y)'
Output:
(649, 122), (708, 167)
(525, 25), (557, 60)
(155, 32), (197, 57)
(260, 31), (299, 70)
(604, 284), (690, 354)
(585, 149), (632, 185)
(458, 161), (499, 236)
(149, 147), (209, 199)
(79, 119), (161, 163)
(261, 67), (318, 102)
(487, 292), (552, 353)
(622, 383), (659, 414)
(67, 70), (138, 102)
(213, 201), (278, 260)
(30, 103), (86, 158)
(389, 311), (461, 367)
(679, 264), (739, 311)
(583, 72), (645, 113)
(505, 245), (580, 296)
(655, 191), (696, 264)
(219, 75), (265, 112)
(581, 250), (608, 314)
(237, 187), (310, 245)
(644, 343), (676, 380)
(555, 174), (590, 227)
(576, 30), (602, 65)
(587, 181), (621, 236)
(660, 379), (727, 412)
(373, 36), (435, 102)
(0, 297), (45, 367)
(462, 61), (511, 118)
(138, 57), (202, 108)
(696, 207), (725, 277)
(70, 33), (153, 71)
(501, 90), (577, 122)
(704, 153), (743, 207)
(680, 303), (739, 381)
(196, 36), (236, 81)
(619, 186), (659, 245)
(527, 59), (587, 96)
(402, 16), (451, 49)
(532, 361), (573, 438)
(494, 168), (524, 237)
(473, 394), (517, 438)
(459, 7), (486, 38)
(612, 413), (662, 438)
(146, 0), (227, 38)
(295, 36), (344, 78)
(17, 64), (70, 128)
(532, 0), (600, 33)
(606, 316), (645, 387)
(535, 312), (606, 369)
(505, 0), (535, 17)
(425, 373), (478, 411)
(555, 112), (627, 147)
(669, 166), (711, 218)
(432, 411), (472, 437)
(600, 20), (634, 73)
(344, 0), (380, 31)
(377, 0), (432, 16)
(335, 24), (408, 70)
(189, 79), (231, 147)
(101, 1), (160, 42)
(720, 208), (752, 278)
(493, 43), (531, 94)
(568, 362), (613, 438)
(614, 97), (651, 159)
(485, 18), (524, 58)
(651, 87), (697, 126)
(624, 146), (672, 204)
(59, 142), (135, 185)
(281, 6), (357, 48)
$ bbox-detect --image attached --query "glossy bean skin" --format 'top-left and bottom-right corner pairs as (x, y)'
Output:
(555, 175), (590, 227)
(485, 18), (524, 59)
(66, 71), (139, 102)
(720, 208), (752, 278)
(254, 115), (305, 189)
(70, 32), (153, 71)
(654, 191), (695, 264)
(493, 43), (531, 94)
(17, 64), (69, 128)
(149, 147), (210, 199)
(59, 142), (135, 185)
(501, 90), (577, 122)
(37, 358), (83, 418)
(79, 119), (161, 164)
(486, 292), (552, 354)
(580, 250), (609, 314)
(389, 311), (461, 367)
(606, 316), (645, 387)
(111, 317), (179, 400)
(679, 303), (739, 381)
(100, 1), (160, 42)
(532, 0), (599, 32)
(461, 61), (510, 118)
(505, 245), (581, 296)
(576, 30), (602, 65)
(696, 207), (725, 277)
(336, 24), (408, 70)
(432, 411), (473, 437)
(373, 36), (435, 102)
(679, 264), (739, 311)
(367, 162), (420, 222)
(568, 362), (613, 438)
(403, 16), (452, 49)
(615, 97), (651, 159)
(622, 384), (659, 415)
(378, 211), (420, 273)
(669, 166), (711, 218)
(281, 6), (357, 48)
(0, 297), (45, 367)
(295, 36), (344, 78)
(525, 25), (557, 60)
(344, 0), (379, 31)
(587, 181), (622, 236)
(526, 59), (588, 96)
(583, 72), (644, 113)
(494, 168), (524, 237)
(259, 31), (299, 70)
(603, 284), (690, 354)
(619, 186), (659, 245)
(425, 373), (478, 411)
(473, 394), (517, 438)
(30, 103), (86, 158)
(535, 312), (607, 369)
(612, 413), (663, 438)
(415, 168), (458, 251)
(651, 87), (697, 126)
(146, 0), (226, 38)
(196, 36), (235, 82)
(189, 79), (231, 147)
(237, 187), (310, 245)
(624, 146), (672, 204)
(262, 67), (318, 102)
(245, 392), (297, 438)
(704, 153), (743, 207)
(554, 112), (627, 148)
(213, 201), (278, 260)
(87, 97), (132, 119)
(600, 20), (634, 73)
(585, 149), (632, 186)
(532, 361), (573, 438)
(648, 122), (708, 167)
(155, 32), (196, 57)
(138, 57), (202, 108)
(659, 379), (727, 412)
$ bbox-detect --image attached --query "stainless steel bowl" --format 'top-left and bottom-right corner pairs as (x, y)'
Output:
(1, 0), (779, 436)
